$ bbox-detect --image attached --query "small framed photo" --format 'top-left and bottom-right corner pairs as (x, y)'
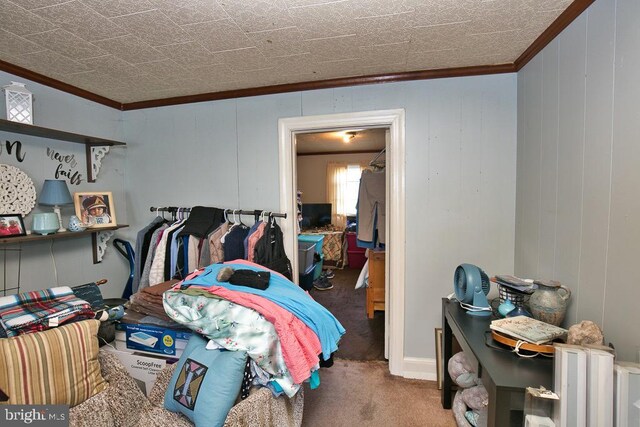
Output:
(0, 214), (27, 238)
(74, 192), (116, 228)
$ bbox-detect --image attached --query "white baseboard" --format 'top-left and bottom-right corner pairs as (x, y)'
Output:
(402, 357), (438, 381)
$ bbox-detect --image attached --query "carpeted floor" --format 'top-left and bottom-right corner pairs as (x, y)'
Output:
(309, 267), (385, 361)
(304, 267), (455, 426)
(302, 359), (456, 427)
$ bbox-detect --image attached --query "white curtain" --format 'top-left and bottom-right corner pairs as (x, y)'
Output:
(326, 162), (348, 229)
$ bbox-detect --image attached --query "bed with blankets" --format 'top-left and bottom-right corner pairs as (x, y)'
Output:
(161, 260), (345, 419)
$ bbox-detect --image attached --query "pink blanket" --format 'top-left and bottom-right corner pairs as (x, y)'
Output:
(175, 262), (321, 384)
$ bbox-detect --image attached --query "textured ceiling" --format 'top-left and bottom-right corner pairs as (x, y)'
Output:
(0, 0), (573, 104)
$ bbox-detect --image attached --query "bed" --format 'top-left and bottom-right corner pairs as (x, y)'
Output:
(300, 229), (346, 268)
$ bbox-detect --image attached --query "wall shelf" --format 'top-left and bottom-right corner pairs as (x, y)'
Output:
(0, 118), (126, 182)
(0, 224), (128, 264)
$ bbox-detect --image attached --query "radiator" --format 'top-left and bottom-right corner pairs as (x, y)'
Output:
(614, 362), (640, 427)
(553, 344), (587, 427)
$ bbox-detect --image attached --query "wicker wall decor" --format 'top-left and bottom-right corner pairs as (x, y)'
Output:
(0, 164), (36, 216)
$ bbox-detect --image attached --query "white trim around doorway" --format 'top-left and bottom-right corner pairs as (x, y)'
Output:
(278, 109), (406, 377)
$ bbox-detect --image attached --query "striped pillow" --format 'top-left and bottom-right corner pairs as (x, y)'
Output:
(0, 319), (106, 407)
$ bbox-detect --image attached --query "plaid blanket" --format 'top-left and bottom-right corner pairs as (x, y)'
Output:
(0, 286), (94, 337)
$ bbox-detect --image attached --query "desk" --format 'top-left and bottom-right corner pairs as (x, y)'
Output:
(441, 298), (553, 427)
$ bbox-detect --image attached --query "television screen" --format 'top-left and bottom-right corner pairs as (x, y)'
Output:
(301, 203), (332, 229)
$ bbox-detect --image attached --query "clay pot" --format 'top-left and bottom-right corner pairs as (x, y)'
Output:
(529, 280), (571, 326)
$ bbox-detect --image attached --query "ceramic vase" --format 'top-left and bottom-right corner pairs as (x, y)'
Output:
(67, 215), (86, 232)
(32, 212), (60, 235)
(529, 281), (571, 326)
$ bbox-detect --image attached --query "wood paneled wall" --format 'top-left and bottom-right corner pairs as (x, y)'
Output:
(517, 0), (639, 361)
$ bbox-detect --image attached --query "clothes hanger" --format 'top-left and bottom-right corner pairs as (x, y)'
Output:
(221, 209), (238, 243)
(369, 148), (386, 170)
(237, 209), (248, 227)
(231, 209), (244, 229)
(266, 211), (279, 225)
(268, 213), (277, 243)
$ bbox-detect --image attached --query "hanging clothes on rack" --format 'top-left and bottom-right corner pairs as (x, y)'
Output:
(245, 212), (267, 261)
(148, 216), (186, 286)
(139, 223), (169, 290)
(247, 222), (267, 262)
(254, 216), (293, 280)
(177, 206), (225, 276)
(144, 207), (289, 277)
(131, 215), (166, 294)
(200, 221), (228, 267)
(223, 212), (250, 261)
(177, 206), (225, 239)
(164, 217), (186, 280)
(356, 168), (386, 249)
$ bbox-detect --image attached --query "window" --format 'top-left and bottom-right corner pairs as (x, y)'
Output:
(344, 164), (362, 215)
(326, 163), (363, 229)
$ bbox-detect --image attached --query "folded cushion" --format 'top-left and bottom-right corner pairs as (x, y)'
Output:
(164, 334), (247, 427)
(0, 319), (106, 406)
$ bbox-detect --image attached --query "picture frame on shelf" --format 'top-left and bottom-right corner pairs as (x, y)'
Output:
(0, 214), (27, 238)
(74, 192), (116, 228)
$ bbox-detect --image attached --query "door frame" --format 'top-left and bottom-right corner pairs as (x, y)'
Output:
(278, 109), (405, 376)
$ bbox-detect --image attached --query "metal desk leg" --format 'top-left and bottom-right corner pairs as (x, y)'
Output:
(441, 305), (453, 409)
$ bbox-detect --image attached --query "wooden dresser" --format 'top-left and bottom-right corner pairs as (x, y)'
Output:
(367, 250), (385, 318)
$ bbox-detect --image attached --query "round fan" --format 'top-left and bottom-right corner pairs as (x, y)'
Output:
(453, 263), (492, 316)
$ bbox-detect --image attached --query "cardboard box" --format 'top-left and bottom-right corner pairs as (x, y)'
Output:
(102, 346), (172, 396)
(115, 323), (191, 356)
(113, 338), (184, 359)
(114, 330), (189, 358)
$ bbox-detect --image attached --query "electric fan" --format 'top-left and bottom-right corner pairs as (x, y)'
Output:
(453, 263), (491, 316)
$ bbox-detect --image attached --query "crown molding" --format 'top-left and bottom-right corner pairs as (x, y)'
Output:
(121, 64), (516, 110)
(0, 59), (122, 110)
(515, 0), (595, 70)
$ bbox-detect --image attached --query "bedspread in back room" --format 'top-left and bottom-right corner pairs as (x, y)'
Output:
(163, 260), (346, 398)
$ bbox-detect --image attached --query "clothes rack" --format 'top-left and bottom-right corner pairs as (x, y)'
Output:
(149, 207), (287, 219)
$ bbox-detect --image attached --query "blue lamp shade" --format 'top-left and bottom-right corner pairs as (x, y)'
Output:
(39, 180), (73, 206)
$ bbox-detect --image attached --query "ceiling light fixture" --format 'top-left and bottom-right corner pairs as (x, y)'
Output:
(343, 131), (357, 143)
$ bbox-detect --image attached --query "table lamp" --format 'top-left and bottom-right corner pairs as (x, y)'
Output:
(39, 179), (73, 232)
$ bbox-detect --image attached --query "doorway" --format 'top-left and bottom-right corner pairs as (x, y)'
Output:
(297, 129), (386, 361)
(278, 109), (406, 376)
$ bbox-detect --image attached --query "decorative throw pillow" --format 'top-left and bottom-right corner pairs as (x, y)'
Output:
(164, 334), (247, 427)
(0, 319), (106, 406)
